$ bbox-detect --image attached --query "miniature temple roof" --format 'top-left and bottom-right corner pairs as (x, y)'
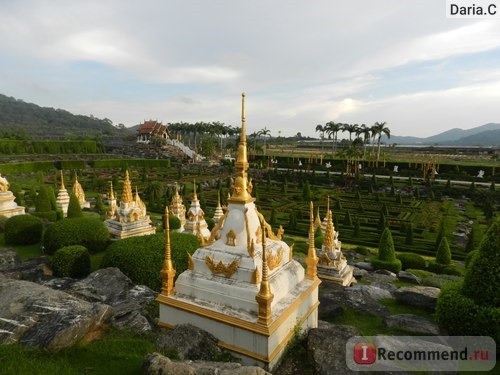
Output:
(121, 170), (133, 204)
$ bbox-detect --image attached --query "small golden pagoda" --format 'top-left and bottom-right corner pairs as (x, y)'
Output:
(104, 170), (155, 239)
(169, 183), (186, 231)
(71, 175), (90, 209)
(183, 180), (211, 241)
(212, 191), (224, 224)
(157, 93), (320, 370)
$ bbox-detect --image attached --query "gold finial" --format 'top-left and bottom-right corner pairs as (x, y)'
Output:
(121, 170), (133, 204)
(323, 209), (334, 250)
(109, 181), (115, 200)
(255, 219), (274, 325)
(160, 207), (176, 296)
(217, 190), (221, 208)
(229, 93), (253, 204)
(59, 170), (65, 190)
(305, 201), (319, 280)
(192, 179), (198, 201)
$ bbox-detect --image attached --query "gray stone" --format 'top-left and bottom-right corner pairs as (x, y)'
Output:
(0, 249), (21, 270)
(0, 255), (52, 282)
(398, 271), (422, 285)
(348, 284), (393, 301)
(0, 278), (112, 349)
(394, 286), (440, 311)
(142, 353), (271, 375)
(353, 261), (373, 271)
(157, 324), (231, 361)
(352, 267), (368, 278)
(308, 324), (361, 375)
(384, 314), (442, 335)
(374, 269), (397, 278)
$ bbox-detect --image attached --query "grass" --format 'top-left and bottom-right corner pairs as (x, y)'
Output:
(0, 329), (157, 375)
(0, 233), (43, 259)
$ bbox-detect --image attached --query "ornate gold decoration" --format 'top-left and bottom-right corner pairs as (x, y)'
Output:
(267, 247), (284, 271)
(318, 253), (334, 267)
(160, 207), (176, 296)
(252, 267), (260, 284)
(120, 170), (133, 204)
(197, 232), (207, 246)
(255, 226), (262, 243)
(255, 219), (273, 325)
(226, 229), (236, 246)
(275, 225), (284, 240)
(208, 211), (227, 243)
(248, 239), (255, 257)
(289, 243), (294, 262)
(305, 201), (319, 280)
(187, 252), (194, 270)
(256, 211), (279, 240)
(205, 255), (240, 278)
(323, 209), (334, 250)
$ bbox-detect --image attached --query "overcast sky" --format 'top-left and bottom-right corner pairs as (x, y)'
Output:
(1, 1), (499, 138)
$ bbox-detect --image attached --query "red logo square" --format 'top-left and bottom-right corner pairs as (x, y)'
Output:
(353, 342), (376, 364)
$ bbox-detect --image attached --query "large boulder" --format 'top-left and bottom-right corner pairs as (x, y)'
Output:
(0, 250), (52, 282)
(142, 352), (270, 375)
(394, 286), (440, 311)
(384, 314), (442, 335)
(0, 278), (111, 349)
(43, 267), (157, 332)
(307, 323), (361, 375)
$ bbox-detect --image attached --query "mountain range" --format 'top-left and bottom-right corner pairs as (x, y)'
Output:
(381, 123), (500, 146)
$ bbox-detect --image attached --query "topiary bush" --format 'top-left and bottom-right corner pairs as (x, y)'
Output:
(101, 231), (199, 291)
(464, 249), (479, 269)
(5, 214), (43, 245)
(314, 226), (323, 249)
(396, 252), (426, 270)
(435, 237), (451, 265)
(372, 228), (401, 273)
(66, 192), (83, 218)
(42, 217), (110, 254)
(0, 215), (9, 233)
(371, 258), (402, 274)
(52, 245), (90, 278)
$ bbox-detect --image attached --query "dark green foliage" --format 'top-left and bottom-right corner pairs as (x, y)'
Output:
(0, 161), (55, 175)
(381, 203), (389, 217)
(462, 220), (500, 307)
(353, 218), (360, 237)
(435, 221), (446, 250)
(482, 197), (494, 219)
(465, 249), (479, 269)
(302, 181), (313, 201)
(343, 210), (353, 227)
(269, 207), (277, 226)
(465, 226), (475, 253)
(169, 215), (181, 230)
(405, 222), (414, 245)
(288, 211), (297, 230)
(52, 245), (91, 278)
(205, 217), (215, 231)
(435, 237), (451, 265)
(356, 246), (370, 255)
(42, 217), (110, 254)
(10, 184), (23, 206)
(35, 186), (52, 212)
(101, 232), (199, 291)
(372, 228), (401, 273)
(0, 215), (8, 232)
(490, 181), (495, 192)
(90, 159), (170, 169)
(5, 214), (43, 245)
(396, 252), (426, 270)
(95, 194), (106, 214)
(67, 192), (83, 218)
(314, 226), (323, 249)
(378, 211), (387, 231)
(371, 257), (402, 274)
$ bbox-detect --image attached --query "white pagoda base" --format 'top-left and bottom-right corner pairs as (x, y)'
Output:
(0, 191), (25, 218)
(105, 219), (156, 239)
(317, 261), (355, 286)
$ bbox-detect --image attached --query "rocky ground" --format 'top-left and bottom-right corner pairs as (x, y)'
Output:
(0, 249), (448, 375)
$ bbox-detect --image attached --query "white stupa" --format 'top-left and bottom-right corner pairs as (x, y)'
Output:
(56, 170), (70, 217)
(169, 183), (186, 231)
(0, 174), (25, 218)
(316, 199), (355, 286)
(104, 170), (156, 239)
(183, 180), (211, 241)
(157, 93), (320, 370)
(212, 191), (224, 224)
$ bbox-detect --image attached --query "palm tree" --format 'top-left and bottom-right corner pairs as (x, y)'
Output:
(342, 123), (358, 143)
(325, 121), (342, 154)
(315, 124), (326, 151)
(357, 124), (371, 158)
(258, 126), (271, 155)
(372, 121), (390, 161)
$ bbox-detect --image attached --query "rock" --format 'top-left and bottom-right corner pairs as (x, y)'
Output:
(0, 249), (21, 270)
(352, 267), (368, 278)
(0, 278), (112, 349)
(353, 261), (373, 271)
(371, 281), (398, 294)
(384, 314), (442, 335)
(394, 286), (440, 311)
(363, 272), (397, 284)
(398, 271), (422, 285)
(348, 284), (393, 301)
(157, 324), (231, 361)
(374, 269), (397, 278)
(0, 255), (52, 282)
(142, 353), (271, 375)
(308, 324), (361, 375)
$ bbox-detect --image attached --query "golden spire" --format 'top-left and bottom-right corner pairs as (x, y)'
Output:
(59, 170), (65, 190)
(160, 207), (176, 296)
(323, 209), (334, 250)
(109, 182), (116, 200)
(229, 93), (253, 204)
(314, 205), (322, 229)
(217, 190), (221, 208)
(255, 220), (274, 325)
(134, 186), (140, 203)
(305, 201), (319, 280)
(192, 179), (198, 201)
(121, 170), (133, 204)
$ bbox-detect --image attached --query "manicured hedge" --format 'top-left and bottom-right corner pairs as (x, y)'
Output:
(101, 231), (199, 291)
(42, 217), (110, 254)
(396, 252), (426, 270)
(90, 159), (171, 169)
(4, 214), (43, 245)
(52, 245), (91, 278)
(0, 161), (54, 175)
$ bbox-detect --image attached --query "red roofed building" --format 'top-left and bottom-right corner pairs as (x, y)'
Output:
(136, 120), (170, 143)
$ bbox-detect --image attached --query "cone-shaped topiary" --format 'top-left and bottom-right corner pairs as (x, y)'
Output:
(67, 192), (83, 218)
(462, 220), (500, 307)
(378, 227), (396, 262)
(435, 237), (451, 265)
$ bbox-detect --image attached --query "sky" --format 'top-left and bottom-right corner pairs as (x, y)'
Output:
(0, 0), (499, 138)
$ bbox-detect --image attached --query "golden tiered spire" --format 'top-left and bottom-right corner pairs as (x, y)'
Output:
(160, 207), (176, 296)
(229, 93), (254, 204)
(323, 208), (335, 250)
(109, 181), (116, 200)
(256, 220), (274, 325)
(305, 201), (319, 280)
(314, 206), (322, 229)
(60, 170), (65, 190)
(192, 179), (198, 201)
(121, 170), (133, 204)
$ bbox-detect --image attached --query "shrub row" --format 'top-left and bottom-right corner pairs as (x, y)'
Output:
(4, 214), (43, 245)
(52, 245), (91, 278)
(90, 159), (171, 169)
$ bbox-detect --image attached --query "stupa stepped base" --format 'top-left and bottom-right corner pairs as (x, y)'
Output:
(317, 264), (356, 286)
(0, 192), (25, 218)
(105, 219), (156, 239)
(157, 277), (320, 370)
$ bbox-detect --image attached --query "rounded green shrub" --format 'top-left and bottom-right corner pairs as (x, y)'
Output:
(371, 258), (402, 274)
(101, 231), (199, 291)
(42, 217), (110, 254)
(5, 214), (43, 245)
(396, 252), (426, 270)
(0, 215), (9, 232)
(169, 215), (181, 230)
(464, 249), (479, 269)
(52, 245), (90, 278)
